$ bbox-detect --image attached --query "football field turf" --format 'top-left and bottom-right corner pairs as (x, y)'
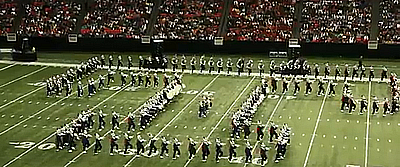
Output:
(0, 52), (399, 167)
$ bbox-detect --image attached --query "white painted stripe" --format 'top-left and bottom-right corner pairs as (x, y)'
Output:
(302, 82), (330, 167)
(0, 86), (44, 112)
(123, 75), (220, 167)
(0, 60), (390, 83)
(0, 78), (102, 136)
(3, 83), (131, 167)
(0, 64), (16, 72)
(365, 81), (371, 167)
(65, 94), (149, 165)
(244, 78), (292, 167)
(0, 66), (48, 89)
(184, 76), (255, 167)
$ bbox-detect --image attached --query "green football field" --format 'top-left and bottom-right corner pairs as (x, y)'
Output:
(0, 52), (398, 167)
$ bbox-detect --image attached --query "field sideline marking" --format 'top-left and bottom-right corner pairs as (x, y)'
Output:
(0, 60), (389, 83)
(244, 78), (293, 167)
(0, 64), (16, 72)
(0, 66), (48, 89)
(2, 83), (131, 167)
(302, 81), (330, 167)
(123, 74), (220, 167)
(183, 76), (255, 167)
(364, 81), (371, 167)
(0, 86), (45, 112)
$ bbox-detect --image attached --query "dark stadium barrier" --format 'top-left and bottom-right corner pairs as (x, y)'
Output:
(0, 37), (399, 59)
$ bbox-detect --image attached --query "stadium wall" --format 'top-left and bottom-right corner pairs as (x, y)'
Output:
(0, 37), (399, 58)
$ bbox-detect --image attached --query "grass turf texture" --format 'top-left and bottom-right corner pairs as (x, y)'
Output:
(0, 52), (396, 167)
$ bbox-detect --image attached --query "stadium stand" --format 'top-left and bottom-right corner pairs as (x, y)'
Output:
(18, 0), (81, 36)
(0, 0), (396, 46)
(0, 0), (17, 35)
(153, 0), (223, 40)
(379, 0), (400, 44)
(80, 0), (154, 38)
(301, 0), (371, 44)
(226, 0), (295, 41)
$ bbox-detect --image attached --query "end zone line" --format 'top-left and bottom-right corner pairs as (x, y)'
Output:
(123, 74), (220, 167)
(244, 78), (293, 167)
(0, 86), (45, 112)
(302, 82), (330, 167)
(3, 83), (131, 167)
(0, 66), (48, 89)
(364, 81), (371, 167)
(64, 83), (158, 167)
(0, 64), (16, 72)
(183, 76), (255, 167)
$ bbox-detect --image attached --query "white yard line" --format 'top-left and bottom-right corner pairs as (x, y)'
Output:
(64, 83), (159, 167)
(302, 82), (330, 167)
(0, 86), (44, 112)
(0, 78), (103, 136)
(0, 64), (16, 72)
(2, 83), (131, 167)
(0, 89), (75, 136)
(183, 76), (255, 167)
(123, 74), (221, 167)
(244, 84), (288, 167)
(0, 66), (48, 89)
(364, 81), (371, 167)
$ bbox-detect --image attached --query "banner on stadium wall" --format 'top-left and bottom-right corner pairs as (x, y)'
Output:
(7, 33), (16, 42)
(214, 37), (223, 46)
(269, 51), (288, 58)
(68, 34), (78, 43)
(368, 41), (378, 50)
(141, 36), (150, 44)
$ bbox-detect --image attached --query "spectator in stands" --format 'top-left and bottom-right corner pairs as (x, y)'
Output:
(378, 0), (400, 44)
(0, 0), (17, 35)
(18, 0), (81, 36)
(80, 0), (153, 38)
(226, 0), (295, 41)
(300, 0), (371, 44)
(153, 0), (223, 40)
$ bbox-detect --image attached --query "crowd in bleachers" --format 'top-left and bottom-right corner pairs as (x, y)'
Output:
(80, 0), (153, 38)
(3, 0), (400, 44)
(0, 0), (17, 35)
(379, 0), (400, 44)
(226, 0), (294, 41)
(18, 0), (81, 36)
(301, 0), (371, 43)
(153, 0), (223, 40)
